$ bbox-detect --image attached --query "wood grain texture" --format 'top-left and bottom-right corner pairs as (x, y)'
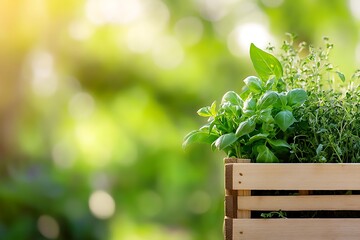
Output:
(231, 163), (360, 190)
(237, 195), (360, 211)
(231, 219), (360, 240)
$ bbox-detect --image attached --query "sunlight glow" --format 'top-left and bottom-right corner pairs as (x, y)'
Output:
(89, 190), (116, 219)
(151, 36), (184, 69)
(52, 141), (76, 169)
(227, 23), (273, 56)
(68, 20), (94, 41)
(68, 92), (95, 120)
(174, 16), (203, 46)
(37, 215), (60, 239)
(349, 0), (360, 20)
(196, 0), (236, 21)
(30, 51), (58, 97)
(85, 0), (143, 25)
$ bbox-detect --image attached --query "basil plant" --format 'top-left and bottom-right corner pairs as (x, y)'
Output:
(183, 44), (307, 163)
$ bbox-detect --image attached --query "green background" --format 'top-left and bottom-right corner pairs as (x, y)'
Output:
(1, 0), (359, 239)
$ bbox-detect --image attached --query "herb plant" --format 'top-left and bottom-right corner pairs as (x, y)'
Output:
(183, 43), (307, 163)
(276, 35), (360, 163)
(184, 34), (360, 163)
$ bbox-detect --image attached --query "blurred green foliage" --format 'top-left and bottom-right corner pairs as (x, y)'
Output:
(0, 0), (359, 239)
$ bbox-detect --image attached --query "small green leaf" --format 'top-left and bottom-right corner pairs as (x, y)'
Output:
(250, 43), (283, 81)
(221, 91), (243, 106)
(197, 106), (212, 117)
(274, 110), (296, 132)
(267, 139), (291, 149)
(214, 133), (238, 150)
(287, 89), (307, 106)
(256, 145), (279, 163)
(243, 76), (263, 94)
(259, 109), (274, 123)
(210, 101), (217, 115)
(336, 71), (345, 82)
(257, 91), (279, 110)
(278, 92), (287, 107)
(244, 97), (256, 111)
(235, 118), (256, 137)
(316, 144), (323, 155)
(248, 133), (268, 144)
(182, 130), (219, 149)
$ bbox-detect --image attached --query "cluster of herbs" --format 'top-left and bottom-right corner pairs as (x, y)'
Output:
(277, 35), (360, 163)
(183, 35), (360, 163)
(183, 43), (307, 163)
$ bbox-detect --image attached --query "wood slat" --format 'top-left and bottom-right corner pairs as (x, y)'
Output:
(228, 163), (360, 190)
(237, 195), (360, 211)
(231, 219), (360, 240)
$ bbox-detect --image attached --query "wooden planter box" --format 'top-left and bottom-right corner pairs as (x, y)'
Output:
(224, 158), (360, 240)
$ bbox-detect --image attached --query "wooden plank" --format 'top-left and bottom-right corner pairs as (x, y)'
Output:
(237, 195), (360, 211)
(231, 163), (360, 190)
(232, 219), (360, 240)
(224, 159), (251, 218)
(224, 217), (232, 240)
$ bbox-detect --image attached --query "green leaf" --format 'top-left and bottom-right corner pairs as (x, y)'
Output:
(267, 139), (291, 149)
(257, 91), (279, 110)
(221, 91), (243, 106)
(182, 130), (219, 149)
(243, 97), (256, 111)
(243, 76), (263, 94)
(287, 89), (307, 106)
(250, 43), (283, 81)
(214, 133), (238, 150)
(274, 110), (296, 132)
(336, 71), (345, 82)
(278, 92), (287, 107)
(210, 101), (217, 115)
(197, 107), (212, 117)
(235, 118), (256, 137)
(258, 109), (274, 123)
(248, 133), (268, 144)
(256, 145), (279, 163)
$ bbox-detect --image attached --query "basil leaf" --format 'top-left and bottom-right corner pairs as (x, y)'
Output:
(267, 139), (291, 149)
(287, 89), (307, 106)
(221, 91), (243, 106)
(243, 76), (263, 94)
(214, 133), (238, 150)
(182, 130), (219, 149)
(250, 43), (283, 81)
(257, 91), (279, 110)
(274, 110), (296, 132)
(197, 106), (212, 117)
(256, 145), (279, 163)
(235, 118), (256, 137)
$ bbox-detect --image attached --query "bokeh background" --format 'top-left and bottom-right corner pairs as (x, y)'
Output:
(1, 0), (360, 239)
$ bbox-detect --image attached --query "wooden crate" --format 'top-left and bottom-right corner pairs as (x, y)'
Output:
(224, 159), (360, 240)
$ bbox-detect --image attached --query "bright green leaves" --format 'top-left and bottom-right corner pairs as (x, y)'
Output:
(221, 91), (243, 106)
(256, 145), (279, 163)
(250, 43), (283, 81)
(244, 76), (263, 94)
(274, 110), (296, 132)
(236, 118), (256, 138)
(287, 89), (307, 107)
(336, 71), (345, 82)
(182, 130), (219, 149)
(257, 91), (279, 110)
(183, 42), (309, 163)
(197, 101), (216, 117)
(213, 133), (238, 150)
